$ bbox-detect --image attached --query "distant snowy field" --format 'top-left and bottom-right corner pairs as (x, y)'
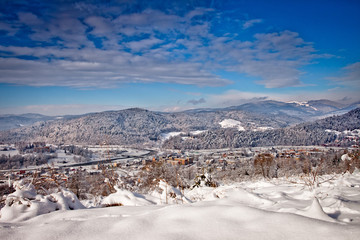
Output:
(219, 118), (245, 131)
(0, 150), (19, 157)
(1, 171), (360, 240)
(161, 130), (207, 140)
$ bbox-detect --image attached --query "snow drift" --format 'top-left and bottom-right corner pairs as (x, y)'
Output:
(0, 180), (84, 222)
(1, 171), (360, 240)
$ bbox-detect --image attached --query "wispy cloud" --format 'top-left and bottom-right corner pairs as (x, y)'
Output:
(0, 1), (323, 89)
(187, 98), (206, 105)
(0, 104), (127, 116)
(207, 90), (270, 107)
(242, 18), (262, 29)
(232, 31), (316, 88)
(0, 47), (231, 88)
(17, 12), (43, 25)
(206, 89), (360, 108)
(329, 62), (360, 87)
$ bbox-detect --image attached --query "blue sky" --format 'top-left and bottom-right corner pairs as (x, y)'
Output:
(0, 0), (359, 115)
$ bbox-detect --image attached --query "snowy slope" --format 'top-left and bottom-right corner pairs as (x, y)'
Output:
(1, 171), (360, 240)
(219, 119), (245, 131)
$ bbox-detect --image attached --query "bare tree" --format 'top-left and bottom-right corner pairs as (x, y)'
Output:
(254, 153), (274, 178)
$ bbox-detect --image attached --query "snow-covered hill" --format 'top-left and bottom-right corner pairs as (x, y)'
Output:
(0, 100), (359, 146)
(219, 119), (245, 131)
(164, 107), (360, 149)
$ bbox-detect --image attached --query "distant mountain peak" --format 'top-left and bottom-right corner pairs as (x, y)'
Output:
(287, 100), (308, 105)
(125, 107), (148, 112)
(287, 101), (318, 111)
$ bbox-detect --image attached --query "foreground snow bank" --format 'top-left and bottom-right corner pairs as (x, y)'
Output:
(101, 186), (153, 207)
(149, 180), (192, 204)
(1, 172), (360, 240)
(0, 180), (84, 222)
(86, 180), (192, 207)
(0, 193), (359, 240)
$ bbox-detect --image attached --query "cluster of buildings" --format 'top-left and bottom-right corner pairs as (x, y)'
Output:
(15, 142), (53, 153)
(0, 167), (69, 187)
(143, 154), (194, 166)
(275, 148), (323, 160)
(1, 142), (357, 189)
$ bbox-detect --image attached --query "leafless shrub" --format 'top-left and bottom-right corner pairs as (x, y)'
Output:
(31, 167), (68, 195)
(0, 184), (14, 208)
(254, 153), (274, 178)
(288, 159), (336, 192)
(346, 149), (360, 173)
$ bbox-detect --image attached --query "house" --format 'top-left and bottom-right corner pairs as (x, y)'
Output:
(166, 156), (194, 165)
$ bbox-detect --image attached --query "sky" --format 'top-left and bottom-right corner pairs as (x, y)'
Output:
(0, 0), (359, 115)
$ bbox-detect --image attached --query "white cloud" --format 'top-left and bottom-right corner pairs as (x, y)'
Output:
(17, 12), (43, 25)
(113, 9), (183, 36)
(187, 98), (206, 105)
(84, 16), (114, 36)
(206, 90), (270, 107)
(242, 18), (262, 29)
(160, 106), (189, 112)
(205, 89), (360, 108)
(171, 30), (318, 88)
(0, 21), (19, 36)
(2, 88), (359, 116)
(0, 104), (127, 116)
(0, 5), (322, 89)
(0, 53), (231, 88)
(127, 37), (163, 52)
(222, 31), (316, 88)
(22, 13), (91, 49)
(329, 62), (360, 87)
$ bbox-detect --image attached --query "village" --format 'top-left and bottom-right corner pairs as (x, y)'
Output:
(1, 140), (357, 188)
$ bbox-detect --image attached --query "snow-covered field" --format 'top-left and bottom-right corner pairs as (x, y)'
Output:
(161, 131), (185, 140)
(161, 131), (207, 140)
(0, 150), (19, 157)
(1, 171), (360, 240)
(86, 146), (149, 158)
(47, 149), (76, 165)
(254, 126), (274, 131)
(325, 128), (360, 137)
(219, 119), (245, 131)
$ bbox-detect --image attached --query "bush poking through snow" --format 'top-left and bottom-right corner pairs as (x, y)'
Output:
(0, 180), (84, 222)
(31, 167), (68, 196)
(192, 172), (217, 188)
(151, 180), (191, 204)
(0, 184), (14, 209)
(101, 186), (152, 207)
(288, 159), (337, 193)
(342, 149), (360, 173)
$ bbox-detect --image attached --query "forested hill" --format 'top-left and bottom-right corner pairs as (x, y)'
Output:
(163, 108), (360, 150)
(0, 104), (358, 149)
(305, 107), (360, 132)
(0, 107), (289, 145)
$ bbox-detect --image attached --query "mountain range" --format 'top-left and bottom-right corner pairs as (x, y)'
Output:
(164, 107), (360, 149)
(0, 113), (81, 131)
(0, 99), (359, 148)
